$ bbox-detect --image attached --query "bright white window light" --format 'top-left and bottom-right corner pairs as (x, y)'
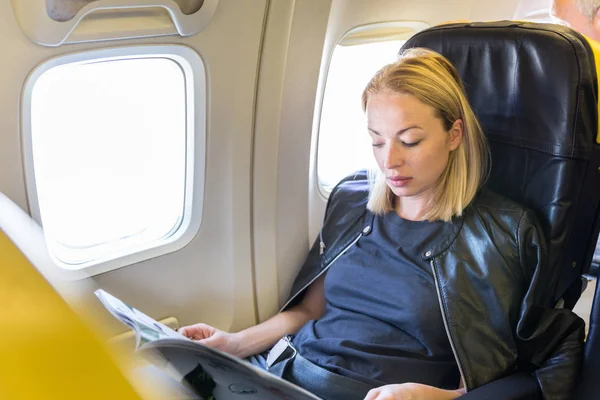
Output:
(317, 40), (405, 192)
(29, 55), (189, 268)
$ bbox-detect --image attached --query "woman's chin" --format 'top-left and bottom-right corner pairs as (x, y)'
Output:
(387, 184), (414, 198)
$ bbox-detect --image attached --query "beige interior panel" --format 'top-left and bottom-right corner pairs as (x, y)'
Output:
(13, 0), (219, 46)
(252, 0), (333, 320)
(0, 0), (267, 337)
(46, 0), (205, 21)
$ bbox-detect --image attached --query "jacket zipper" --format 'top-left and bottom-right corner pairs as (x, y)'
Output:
(320, 229), (326, 255)
(281, 232), (363, 311)
(430, 259), (468, 391)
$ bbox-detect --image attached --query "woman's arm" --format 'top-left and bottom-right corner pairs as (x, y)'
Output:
(180, 273), (327, 358)
(364, 383), (465, 400)
(234, 273), (327, 358)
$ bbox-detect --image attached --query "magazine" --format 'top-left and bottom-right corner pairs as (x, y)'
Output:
(94, 289), (322, 400)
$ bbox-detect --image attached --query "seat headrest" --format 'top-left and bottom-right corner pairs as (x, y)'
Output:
(402, 21), (600, 303)
(403, 21), (597, 158)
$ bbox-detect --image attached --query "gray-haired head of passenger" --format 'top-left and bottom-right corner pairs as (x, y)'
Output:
(574, 0), (600, 20)
(552, 0), (600, 41)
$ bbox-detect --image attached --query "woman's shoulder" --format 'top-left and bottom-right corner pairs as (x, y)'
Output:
(320, 170), (371, 235)
(327, 170), (371, 209)
(329, 170), (370, 197)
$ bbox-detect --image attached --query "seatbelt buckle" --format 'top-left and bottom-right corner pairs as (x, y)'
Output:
(266, 335), (296, 370)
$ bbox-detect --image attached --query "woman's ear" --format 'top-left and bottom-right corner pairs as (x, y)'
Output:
(448, 119), (463, 151)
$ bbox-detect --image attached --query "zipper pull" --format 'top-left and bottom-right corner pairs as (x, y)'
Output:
(319, 230), (325, 255)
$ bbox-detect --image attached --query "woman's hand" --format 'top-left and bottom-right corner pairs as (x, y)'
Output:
(364, 383), (465, 400)
(179, 323), (244, 357)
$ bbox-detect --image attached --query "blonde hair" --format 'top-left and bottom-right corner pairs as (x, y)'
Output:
(362, 48), (490, 222)
(575, 0), (600, 20)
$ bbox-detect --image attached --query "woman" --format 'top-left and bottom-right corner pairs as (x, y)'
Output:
(180, 48), (584, 400)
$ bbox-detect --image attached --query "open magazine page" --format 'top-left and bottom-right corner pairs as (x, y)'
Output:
(95, 289), (322, 399)
(94, 289), (186, 348)
(141, 339), (322, 400)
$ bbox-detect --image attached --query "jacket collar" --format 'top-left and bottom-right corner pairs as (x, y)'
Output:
(364, 202), (465, 262)
(421, 213), (465, 261)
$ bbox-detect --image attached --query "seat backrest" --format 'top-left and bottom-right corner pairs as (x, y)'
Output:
(402, 21), (600, 308)
(0, 192), (143, 399)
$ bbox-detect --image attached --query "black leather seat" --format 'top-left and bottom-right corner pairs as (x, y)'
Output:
(402, 21), (600, 399)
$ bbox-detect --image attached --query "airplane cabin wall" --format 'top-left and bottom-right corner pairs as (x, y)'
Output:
(0, 0), (535, 337)
(252, 0), (333, 322)
(0, 0), (269, 335)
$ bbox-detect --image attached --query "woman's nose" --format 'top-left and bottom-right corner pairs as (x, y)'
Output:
(384, 141), (404, 169)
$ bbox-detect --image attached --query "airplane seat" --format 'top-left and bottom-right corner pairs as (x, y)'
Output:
(402, 21), (600, 399)
(0, 192), (144, 399)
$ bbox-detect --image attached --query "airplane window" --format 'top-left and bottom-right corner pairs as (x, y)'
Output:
(317, 40), (405, 193)
(28, 56), (188, 268)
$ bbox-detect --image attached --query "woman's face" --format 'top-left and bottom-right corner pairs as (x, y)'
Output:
(366, 91), (462, 201)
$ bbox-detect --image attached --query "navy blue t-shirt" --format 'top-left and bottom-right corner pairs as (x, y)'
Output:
(293, 211), (460, 389)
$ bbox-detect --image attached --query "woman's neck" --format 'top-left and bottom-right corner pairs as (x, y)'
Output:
(394, 193), (432, 221)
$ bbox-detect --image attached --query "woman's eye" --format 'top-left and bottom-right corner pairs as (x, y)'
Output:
(371, 143), (384, 148)
(403, 141), (421, 148)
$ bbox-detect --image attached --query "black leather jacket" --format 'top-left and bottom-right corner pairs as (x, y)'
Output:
(282, 172), (585, 399)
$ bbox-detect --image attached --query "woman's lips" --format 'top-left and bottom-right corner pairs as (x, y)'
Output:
(387, 177), (412, 187)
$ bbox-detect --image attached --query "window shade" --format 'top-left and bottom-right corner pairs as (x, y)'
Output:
(46, 0), (205, 22)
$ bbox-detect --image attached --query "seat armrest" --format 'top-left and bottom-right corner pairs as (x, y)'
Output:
(459, 373), (541, 400)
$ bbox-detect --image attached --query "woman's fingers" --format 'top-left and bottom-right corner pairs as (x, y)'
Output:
(179, 323), (215, 340)
(364, 388), (380, 400)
